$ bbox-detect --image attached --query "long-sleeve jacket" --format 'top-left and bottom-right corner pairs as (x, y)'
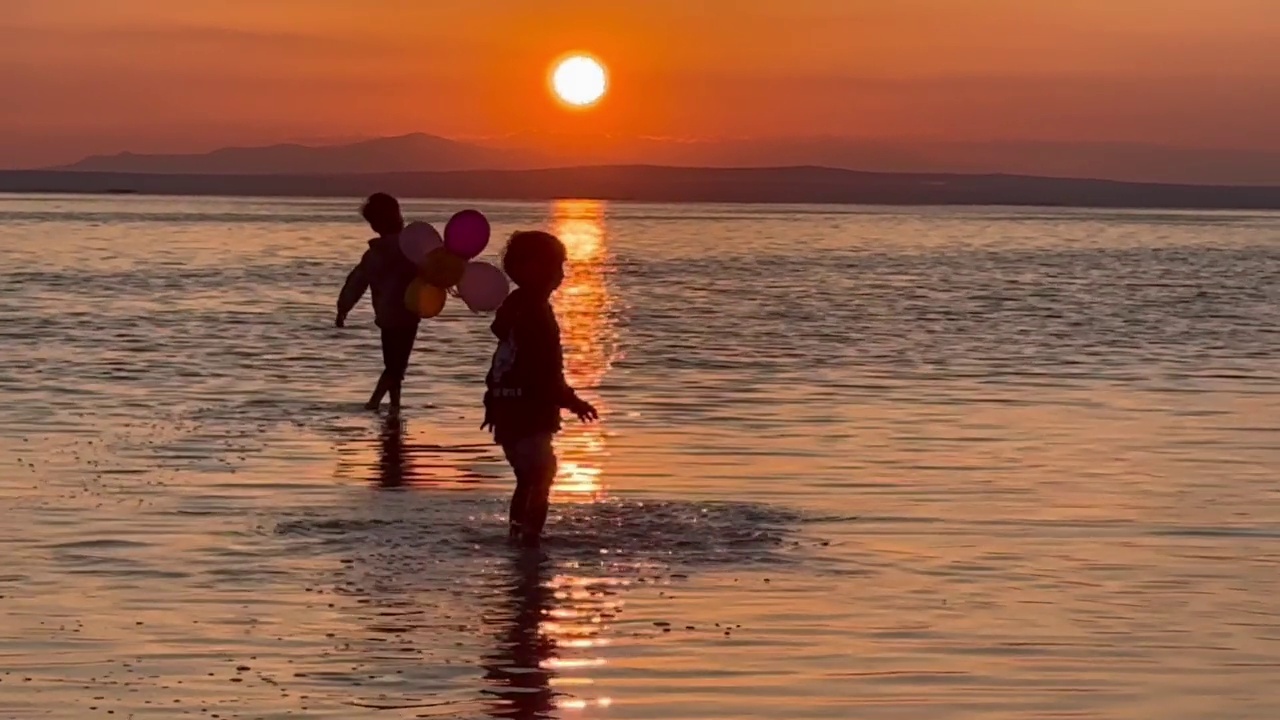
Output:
(483, 288), (583, 445)
(337, 235), (420, 329)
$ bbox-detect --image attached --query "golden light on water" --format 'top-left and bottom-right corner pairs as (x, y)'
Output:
(549, 199), (618, 500)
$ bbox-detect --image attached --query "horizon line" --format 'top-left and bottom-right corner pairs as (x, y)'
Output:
(8, 164), (1280, 192)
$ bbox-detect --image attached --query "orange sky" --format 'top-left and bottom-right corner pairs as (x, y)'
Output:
(3, 0), (1280, 167)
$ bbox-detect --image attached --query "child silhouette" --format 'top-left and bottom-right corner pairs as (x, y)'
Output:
(336, 193), (420, 412)
(482, 231), (597, 546)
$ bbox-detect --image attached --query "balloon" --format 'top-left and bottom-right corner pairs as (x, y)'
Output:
(419, 247), (467, 288)
(443, 209), (490, 259)
(457, 261), (510, 312)
(403, 278), (447, 318)
(398, 221), (443, 265)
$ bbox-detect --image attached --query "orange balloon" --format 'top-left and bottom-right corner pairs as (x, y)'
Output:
(403, 278), (419, 312)
(419, 247), (467, 288)
(403, 278), (447, 318)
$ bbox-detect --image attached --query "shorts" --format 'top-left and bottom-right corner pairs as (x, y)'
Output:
(501, 433), (557, 479)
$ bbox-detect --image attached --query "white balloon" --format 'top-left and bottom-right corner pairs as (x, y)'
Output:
(457, 261), (510, 312)
(397, 221), (442, 265)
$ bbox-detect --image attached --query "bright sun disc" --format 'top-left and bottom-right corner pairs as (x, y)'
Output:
(552, 55), (607, 107)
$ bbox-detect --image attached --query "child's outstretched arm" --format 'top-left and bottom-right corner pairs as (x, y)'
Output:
(335, 255), (370, 327)
(534, 311), (598, 423)
(561, 386), (597, 423)
(515, 306), (599, 423)
(552, 352), (596, 421)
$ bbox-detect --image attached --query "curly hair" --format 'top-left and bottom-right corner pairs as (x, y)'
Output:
(361, 193), (402, 236)
(502, 231), (566, 288)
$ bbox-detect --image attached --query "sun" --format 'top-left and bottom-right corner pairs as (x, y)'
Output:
(551, 54), (608, 108)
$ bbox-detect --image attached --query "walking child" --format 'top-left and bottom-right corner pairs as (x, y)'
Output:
(336, 193), (421, 412)
(482, 231), (598, 546)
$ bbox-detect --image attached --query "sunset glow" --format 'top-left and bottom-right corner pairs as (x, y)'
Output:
(1, 1), (1278, 183)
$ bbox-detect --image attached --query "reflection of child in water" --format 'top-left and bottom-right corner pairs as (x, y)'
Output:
(335, 193), (420, 413)
(481, 554), (556, 716)
(482, 231), (597, 547)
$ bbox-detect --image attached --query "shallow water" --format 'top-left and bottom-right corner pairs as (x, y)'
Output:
(1, 194), (1278, 719)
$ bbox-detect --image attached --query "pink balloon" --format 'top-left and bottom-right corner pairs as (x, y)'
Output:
(456, 261), (509, 312)
(443, 210), (490, 260)
(398, 221), (442, 265)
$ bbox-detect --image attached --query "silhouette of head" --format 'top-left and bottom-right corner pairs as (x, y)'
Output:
(361, 192), (404, 236)
(503, 231), (567, 294)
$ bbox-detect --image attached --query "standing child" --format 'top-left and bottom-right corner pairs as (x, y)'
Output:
(482, 231), (598, 547)
(336, 193), (420, 412)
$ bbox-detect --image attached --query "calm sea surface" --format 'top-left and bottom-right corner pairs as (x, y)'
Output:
(1, 194), (1278, 719)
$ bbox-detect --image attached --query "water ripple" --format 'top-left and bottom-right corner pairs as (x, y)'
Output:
(1, 196), (1278, 719)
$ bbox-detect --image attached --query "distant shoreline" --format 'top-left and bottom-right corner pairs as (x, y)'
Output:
(3, 165), (1279, 210)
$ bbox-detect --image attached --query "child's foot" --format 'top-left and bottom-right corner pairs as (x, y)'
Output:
(364, 400), (380, 411)
(507, 522), (523, 544)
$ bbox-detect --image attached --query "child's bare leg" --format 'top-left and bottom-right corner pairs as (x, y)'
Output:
(365, 372), (390, 410)
(505, 436), (554, 543)
(388, 379), (403, 412)
(522, 471), (556, 545)
(380, 325), (416, 413)
(371, 325), (413, 412)
(520, 439), (558, 546)
(508, 471), (532, 541)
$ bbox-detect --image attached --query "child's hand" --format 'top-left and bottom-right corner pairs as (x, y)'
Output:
(571, 399), (599, 423)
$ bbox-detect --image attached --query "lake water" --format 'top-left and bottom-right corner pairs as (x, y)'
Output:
(1, 194), (1278, 719)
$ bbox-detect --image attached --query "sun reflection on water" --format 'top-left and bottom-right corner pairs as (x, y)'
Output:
(548, 200), (619, 502)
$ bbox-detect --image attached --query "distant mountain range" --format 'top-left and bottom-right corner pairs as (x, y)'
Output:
(9, 132), (1277, 208)
(57, 134), (529, 175)
(5, 165), (1280, 210)
(50, 133), (1280, 187)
